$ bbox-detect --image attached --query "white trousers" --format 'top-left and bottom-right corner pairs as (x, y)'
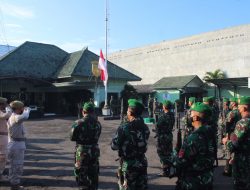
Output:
(0, 135), (8, 174)
(8, 148), (25, 185)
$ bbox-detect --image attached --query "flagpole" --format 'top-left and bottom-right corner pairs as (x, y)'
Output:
(105, 0), (108, 107)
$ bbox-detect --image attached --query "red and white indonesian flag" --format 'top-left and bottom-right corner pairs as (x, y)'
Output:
(98, 49), (108, 86)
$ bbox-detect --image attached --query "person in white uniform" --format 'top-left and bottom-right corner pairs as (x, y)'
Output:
(0, 97), (11, 181)
(7, 101), (30, 190)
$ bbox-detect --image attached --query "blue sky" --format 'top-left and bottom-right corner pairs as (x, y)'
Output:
(0, 0), (250, 53)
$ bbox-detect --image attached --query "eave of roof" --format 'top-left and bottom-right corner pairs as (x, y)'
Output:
(153, 75), (199, 89)
(206, 77), (248, 88)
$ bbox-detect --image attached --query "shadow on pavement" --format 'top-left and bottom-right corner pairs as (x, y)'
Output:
(27, 138), (64, 144)
(22, 178), (76, 187)
(148, 184), (175, 190)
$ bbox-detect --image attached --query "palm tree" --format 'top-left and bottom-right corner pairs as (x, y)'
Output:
(203, 69), (225, 98)
(203, 69), (225, 82)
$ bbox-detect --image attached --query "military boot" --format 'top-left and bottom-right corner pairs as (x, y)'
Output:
(223, 160), (232, 177)
(157, 167), (170, 177)
(0, 174), (8, 182)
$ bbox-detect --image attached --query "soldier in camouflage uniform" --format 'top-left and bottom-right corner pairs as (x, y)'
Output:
(172, 102), (215, 190)
(147, 94), (153, 118)
(223, 97), (241, 176)
(70, 102), (102, 190)
(217, 98), (230, 159)
(153, 97), (160, 122)
(223, 96), (250, 190)
(156, 100), (175, 176)
(111, 99), (150, 190)
(183, 97), (196, 139)
(203, 96), (219, 166)
(218, 98), (230, 143)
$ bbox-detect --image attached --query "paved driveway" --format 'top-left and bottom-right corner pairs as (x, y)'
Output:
(1, 116), (233, 189)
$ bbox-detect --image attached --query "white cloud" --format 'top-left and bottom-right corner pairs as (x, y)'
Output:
(1, 2), (34, 19)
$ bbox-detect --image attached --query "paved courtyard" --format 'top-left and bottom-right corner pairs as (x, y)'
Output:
(1, 116), (233, 190)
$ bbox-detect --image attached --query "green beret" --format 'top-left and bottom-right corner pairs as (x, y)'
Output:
(128, 99), (144, 111)
(210, 96), (215, 99)
(190, 102), (212, 116)
(190, 104), (195, 109)
(0, 97), (7, 104)
(203, 96), (214, 103)
(188, 97), (196, 103)
(162, 100), (172, 107)
(10, 100), (24, 109)
(203, 97), (209, 102)
(223, 98), (229, 103)
(229, 97), (238, 103)
(238, 96), (250, 105)
(83, 102), (95, 112)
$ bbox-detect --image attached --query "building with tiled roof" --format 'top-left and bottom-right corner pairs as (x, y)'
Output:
(0, 41), (141, 115)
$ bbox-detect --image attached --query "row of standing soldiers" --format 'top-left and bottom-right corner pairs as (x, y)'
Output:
(70, 96), (250, 190)
(172, 96), (249, 190)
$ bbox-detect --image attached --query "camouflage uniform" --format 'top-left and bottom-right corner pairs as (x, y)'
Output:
(227, 118), (250, 190)
(70, 114), (102, 190)
(224, 108), (241, 175)
(183, 97), (196, 140)
(210, 104), (219, 133)
(183, 109), (193, 139)
(173, 124), (215, 190)
(153, 98), (160, 122)
(217, 99), (230, 160)
(218, 108), (230, 143)
(147, 96), (153, 118)
(111, 117), (150, 190)
(156, 110), (175, 175)
(225, 109), (241, 136)
(204, 97), (219, 166)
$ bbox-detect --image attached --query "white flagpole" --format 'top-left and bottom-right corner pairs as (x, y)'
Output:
(105, 78), (107, 106)
(104, 0), (108, 107)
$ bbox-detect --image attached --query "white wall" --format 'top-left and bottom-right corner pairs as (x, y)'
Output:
(109, 24), (250, 85)
(92, 80), (127, 107)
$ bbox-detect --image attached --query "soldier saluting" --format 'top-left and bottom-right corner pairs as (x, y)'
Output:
(111, 99), (150, 190)
(8, 101), (30, 190)
(70, 102), (102, 190)
(223, 96), (250, 190)
(0, 97), (11, 181)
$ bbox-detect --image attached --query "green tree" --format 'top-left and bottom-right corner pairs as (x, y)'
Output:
(203, 69), (225, 83)
(203, 69), (225, 98)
